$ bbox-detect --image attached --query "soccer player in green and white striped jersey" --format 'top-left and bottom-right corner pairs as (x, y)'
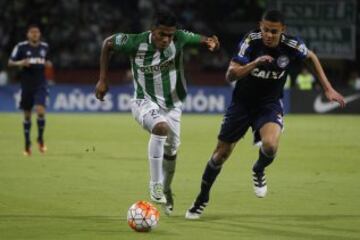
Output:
(95, 9), (219, 214)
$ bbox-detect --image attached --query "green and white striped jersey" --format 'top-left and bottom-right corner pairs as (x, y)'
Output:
(112, 30), (201, 109)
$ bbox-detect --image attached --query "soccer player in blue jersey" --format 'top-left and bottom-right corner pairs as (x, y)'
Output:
(185, 10), (345, 219)
(8, 25), (51, 156)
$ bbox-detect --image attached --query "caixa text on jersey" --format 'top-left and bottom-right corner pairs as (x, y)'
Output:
(251, 68), (285, 80)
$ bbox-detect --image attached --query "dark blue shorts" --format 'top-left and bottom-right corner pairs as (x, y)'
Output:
(218, 99), (284, 143)
(20, 87), (48, 110)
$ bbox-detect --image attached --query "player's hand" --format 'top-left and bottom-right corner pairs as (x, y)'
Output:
(206, 35), (220, 51)
(254, 55), (274, 66)
(95, 80), (109, 101)
(20, 59), (31, 67)
(324, 88), (346, 108)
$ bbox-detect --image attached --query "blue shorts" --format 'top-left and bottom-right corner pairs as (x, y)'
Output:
(20, 87), (48, 110)
(218, 99), (284, 143)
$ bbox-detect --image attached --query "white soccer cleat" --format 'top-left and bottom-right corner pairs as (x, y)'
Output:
(185, 210), (201, 220)
(185, 202), (208, 220)
(253, 172), (267, 198)
(149, 182), (167, 204)
(254, 185), (267, 198)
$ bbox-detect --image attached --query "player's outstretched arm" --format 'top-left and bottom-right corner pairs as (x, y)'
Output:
(305, 50), (345, 107)
(226, 55), (274, 82)
(95, 35), (115, 101)
(201, 35), (220, 51)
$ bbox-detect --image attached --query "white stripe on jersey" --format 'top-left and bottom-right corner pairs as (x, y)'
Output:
(18, 41), (28, 46)
(134, 43), (151, 99)
(11, 45), (19, 58)
(238, 32), (261, 57)
(289, 39), (297, 45)
(249, 32), (262, 40)
(238, 40), (249, 57)
(281, 35), (309, 56)
(40, 42), (49, 47)
(151, 49), (166, 105)
(11, 41), (28, 58)
(281, 35), (298, 48)
(168, 42), (181, 106)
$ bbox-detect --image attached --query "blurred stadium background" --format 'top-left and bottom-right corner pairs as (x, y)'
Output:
(0, 0), (359, 113)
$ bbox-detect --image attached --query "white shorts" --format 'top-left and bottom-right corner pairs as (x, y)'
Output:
(131, 99), (181, 156)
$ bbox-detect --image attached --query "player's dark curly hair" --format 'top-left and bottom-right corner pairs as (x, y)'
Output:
(262, 10), (285, 24)
(153, 8), (177, 27)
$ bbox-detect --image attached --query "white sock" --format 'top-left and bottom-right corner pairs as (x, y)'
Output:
(148, 134), (167, 184)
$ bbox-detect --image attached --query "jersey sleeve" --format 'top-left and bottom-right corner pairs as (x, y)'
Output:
(175, 30), (202, 47)
(232, 35), (252, 65)
(112, 33), (137, 54)
(294, 37), (309, 60)
(10, 44), (22, 61)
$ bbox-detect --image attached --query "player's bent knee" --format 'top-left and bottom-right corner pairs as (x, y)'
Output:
(212, 148), (231, 165)
(212, 141), (234, 164)
(35, 105), (46, 115)
(261, 141), (278, 157)
(24, 111), (32, 121)
(152, 122), (169, 136)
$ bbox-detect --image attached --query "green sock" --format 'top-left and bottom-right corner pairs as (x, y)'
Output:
(163, 155), (176, 193)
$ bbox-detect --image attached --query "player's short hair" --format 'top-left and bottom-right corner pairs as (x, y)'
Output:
(27, 24), (41, 32)
(262, 10), (285, 24)
(153, 8), (177, 27)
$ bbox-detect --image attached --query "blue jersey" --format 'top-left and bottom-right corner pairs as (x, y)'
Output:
(232, 29), (308, 105)
(10, 41), (49, 90)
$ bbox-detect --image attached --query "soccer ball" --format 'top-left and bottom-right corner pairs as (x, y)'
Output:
(127, 200), (160, 232)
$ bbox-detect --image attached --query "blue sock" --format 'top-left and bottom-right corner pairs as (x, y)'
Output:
(37, 117), (46, 143)
(196, 158), (222, 203)
(23, 120), (31, 147)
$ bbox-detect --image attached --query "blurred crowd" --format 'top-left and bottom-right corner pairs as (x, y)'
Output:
(0, 0), (359, 88)
(0, 0), (267, 70)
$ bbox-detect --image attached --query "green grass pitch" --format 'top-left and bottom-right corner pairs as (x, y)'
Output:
(0, 113), (359, 240)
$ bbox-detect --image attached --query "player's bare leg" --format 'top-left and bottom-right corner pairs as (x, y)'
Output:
(35, 105), (47, 153)
(186, 140), (236, 219)
(23, 110), (32, 156)
(252, 122), (281, 197)
(148, 121), (168, 204)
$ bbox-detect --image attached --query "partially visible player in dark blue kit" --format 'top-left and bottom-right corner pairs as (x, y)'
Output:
(8, 25), (51, 156)
(185, 10), (345, 219)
